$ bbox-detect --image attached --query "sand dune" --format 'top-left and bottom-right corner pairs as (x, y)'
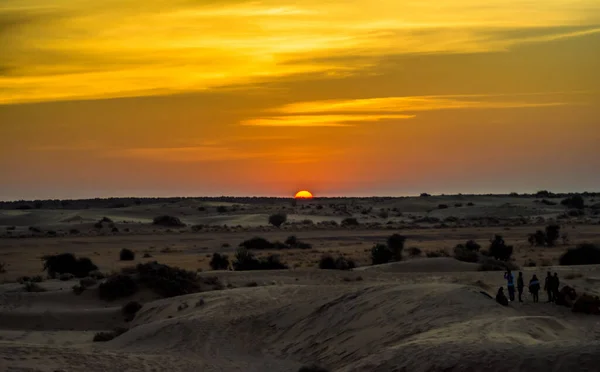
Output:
(2, 262), (600, 372)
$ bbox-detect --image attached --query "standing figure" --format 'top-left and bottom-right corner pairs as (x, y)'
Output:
(529, 274), (540, 303)
(517, 272), (525, 302)
(544, 271), (553, 302)
(504, 269), (515, 302)
(553, 273), (560, 303)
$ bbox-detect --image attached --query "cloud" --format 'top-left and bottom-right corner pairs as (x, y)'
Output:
(239, 94), (573, 127)
(1, 0), (599, 104)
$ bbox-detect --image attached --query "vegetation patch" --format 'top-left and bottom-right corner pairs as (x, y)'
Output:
(43, 253), (98, 278)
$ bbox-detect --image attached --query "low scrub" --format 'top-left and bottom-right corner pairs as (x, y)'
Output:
(209, 253), (230, 270)
(478, 257), (519, 271)
(453, 245), (479, 263)
(152, 215), (186, 227)
(407, 247), (422, 257)
(559, 243), (600, 266)
(24, 282), (46, 292)
(426, 250), (450, 258)
(489, 235), (513, 261)
(239, 237), (274, 250)
(93, 327), (128, 342)
(120, 248), (135, 261)
(233, 248), (288, 271)
(371, 244), (393, 265)
(341, 218), (359, 227)
(42, 253), (98, 278)
(99, 275), (138, 301)
(136, 262), (201, 298)
(319, 255), (355, 270)
(387, 234), (406, 261)
(268, 213), (287, 228)
(122, 301), (142, 321)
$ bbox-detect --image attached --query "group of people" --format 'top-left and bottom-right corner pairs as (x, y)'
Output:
(496, 270), (561, 306)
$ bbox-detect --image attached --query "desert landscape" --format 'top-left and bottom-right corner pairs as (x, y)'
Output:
(1, 193), (600, 372)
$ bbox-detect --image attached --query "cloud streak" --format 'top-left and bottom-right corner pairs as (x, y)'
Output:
(1, 0), (599, 104)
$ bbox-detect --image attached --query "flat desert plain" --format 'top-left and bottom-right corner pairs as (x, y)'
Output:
(1, 194), (600, 371)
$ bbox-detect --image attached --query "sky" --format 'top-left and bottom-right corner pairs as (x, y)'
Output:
(1, 0), (599, 200)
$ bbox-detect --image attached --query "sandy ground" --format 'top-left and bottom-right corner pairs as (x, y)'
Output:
(0, 195), (599, 371)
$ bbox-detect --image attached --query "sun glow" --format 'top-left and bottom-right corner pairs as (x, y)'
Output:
(295, 190), (314, 199)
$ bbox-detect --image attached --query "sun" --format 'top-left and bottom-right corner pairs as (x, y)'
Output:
(294, 190), (314, 199)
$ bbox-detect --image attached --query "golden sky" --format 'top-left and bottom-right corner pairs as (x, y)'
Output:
(1, 0), (599, 199)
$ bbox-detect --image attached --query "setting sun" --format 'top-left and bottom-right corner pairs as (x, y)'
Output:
(295, 190), (314, 199)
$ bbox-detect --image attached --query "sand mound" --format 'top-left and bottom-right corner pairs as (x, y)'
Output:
(1, 270), (599, 372)
(356, 257), (480, 273)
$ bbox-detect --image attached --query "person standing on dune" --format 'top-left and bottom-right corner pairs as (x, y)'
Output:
(504, 269), (515, 302)
(529, 275), (540, 303)
(517, 272), (525, 302)
(544, 271), (553, 302)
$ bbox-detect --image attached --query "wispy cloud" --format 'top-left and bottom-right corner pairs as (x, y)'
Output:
(241, 94), (573, 127)
(1, 0), (599, 104)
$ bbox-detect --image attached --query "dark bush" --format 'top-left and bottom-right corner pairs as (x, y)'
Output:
(341, 218), (359, 227)
(438, 204), (449, 209)
(69, 229), (80, 235)
(529, 230), (547, 246)
(545, 224), (560, 246)
(464, 240), (481, 251)
(420, 193), (431, 197)
(100, 217), (113, 223)
(80, 277), (97, 287)
(453, 245), (479, 263)
(371, 243), (393, 265)
(407, 247), (422, 256)
(232, 248), (287, 271)
(98, 275), (138, 301)
(120, 248), (135, 261)
(479, 257), (519, 271)
(216, 206), (228, 213)
(42, 253), (98, 278)
(93, 328), (128, 342)
(122, 301), (142, 318)
(378, 210), (389, 219)
(297, 242), (312, 249)
(239, 237), (274, 250)
(467, 202), (475, 206)
(540, 199), (557, 206)
(285, 235), (298, 246)
(260, 254), (288, 270)
(387, 234), (406, 260)
(489, 235), (513, 261)
(136, 262), (200, 297)
(268, 213), (287, 228)
(153, 215), (186, 227)
(561, 195), (584, 210)
(426, 249), (450, 258)
(24, 282), (46, 292)
(209, 253), (230, 270)
(559, 243), (600, 266)
(319, 255), (355, 270)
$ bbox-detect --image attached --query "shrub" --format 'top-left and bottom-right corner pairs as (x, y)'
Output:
(0, 261), (5, 274)
(72, 284), (86, 295)
(260, 254), (288, 270)
(318, 255), (336, 270)
(297, 242), (312, 249)
(239, 237), (274, 250)
(232, 248), (287, 271)
(529, 230), (547, 246)
(545, 224), (560, 246)
(285, 235), (298, 246)
(438, 204), (449, 209)
(93, 328), (128, 342)
(152, 215), (186, 227)
(479, 257), (519, 271)
(89, 270), (105, 280)
(80, 277), (97, 287)
(100, 217), (113, 223)
(216, 206), (228, 213)
(209, 253), (230, 270)
(59, 273), (74, 281)
(69, 229), (80, 235)
(24, 282), (46, 292)
(453, 245), (479, 263)
(408, 247), (422, 257)
(42, 253), (98, 278)
(98, 275), (138, 301)
(489, 235), (513, 261)
(378, 210), (389, 219)
(319, 255), (355, 270)
(120, 248), (135, 261)
(387, 234), (406, 261)
(122, 301), (142, 318)
(268, 213), (287, 228)
(467, 202), (475, 206)
(371, 244), (393, 265)
(420, 193), (431, 197)
(464, 240), (481, 252)
(341, 218), (359, 227)
(426, 249), (450, 258)
(561, 195), (584, 210)
(559, 243), (600, 266)
(136, 262), (201, 297)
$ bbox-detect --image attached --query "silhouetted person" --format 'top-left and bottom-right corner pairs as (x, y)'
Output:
(553, 272), (560, 302)
(544, 271), (553, 302)
(517, 272), (524, 302)
(529, 274), (540, 303)
(496, 287), (509, 306)
(504, 269), (515, 301)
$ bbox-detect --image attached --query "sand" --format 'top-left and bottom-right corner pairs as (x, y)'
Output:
(1, 195), (600, 371)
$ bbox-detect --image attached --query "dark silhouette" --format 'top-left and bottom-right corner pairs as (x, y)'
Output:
(553, 273), (560, 302)
(529, 274), (540, 303)
(517, 272), (524, 302)
(496, 287), (509, 306)
(544, 272), (553, 302)
(504, 269), (515, 302)
(490, 235), (513, 261)
(559, 243), (600, 265)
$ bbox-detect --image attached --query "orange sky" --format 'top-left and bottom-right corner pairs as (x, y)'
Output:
(1, 0), (599, 199)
